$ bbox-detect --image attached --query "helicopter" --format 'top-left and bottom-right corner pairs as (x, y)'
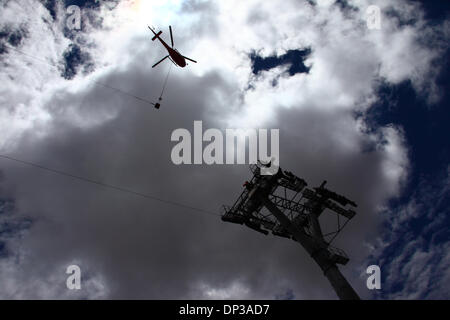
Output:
(148, 25), (197, 68)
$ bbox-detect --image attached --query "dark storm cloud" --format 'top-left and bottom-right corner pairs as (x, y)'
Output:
(1, 52), (270, 298)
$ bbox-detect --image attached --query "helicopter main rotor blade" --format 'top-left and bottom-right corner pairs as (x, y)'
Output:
(152, 55), (169, 68)
(182, 55), (197, 63)
(169, 25), (174, 47)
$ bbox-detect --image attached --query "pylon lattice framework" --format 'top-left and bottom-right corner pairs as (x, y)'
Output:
(221, 164), (360, 300)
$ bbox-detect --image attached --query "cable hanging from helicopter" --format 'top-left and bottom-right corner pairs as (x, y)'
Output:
(148, 25), (197, 109)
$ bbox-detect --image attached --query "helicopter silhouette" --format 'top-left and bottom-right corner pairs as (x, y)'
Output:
(148, 25), (197, 68)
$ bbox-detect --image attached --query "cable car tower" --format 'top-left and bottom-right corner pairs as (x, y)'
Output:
(221, 164), (360, 300)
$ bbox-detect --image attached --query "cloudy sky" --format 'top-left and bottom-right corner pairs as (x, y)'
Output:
(0, 0), (449, 299)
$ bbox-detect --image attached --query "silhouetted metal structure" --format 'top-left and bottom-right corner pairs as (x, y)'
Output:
(222, 164), (360, 300)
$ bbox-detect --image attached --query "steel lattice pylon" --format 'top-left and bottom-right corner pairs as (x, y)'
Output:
(222, 164), (360, 300)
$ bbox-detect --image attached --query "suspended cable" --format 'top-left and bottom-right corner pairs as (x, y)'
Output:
(0, 154), (220, 218)
(158, 62), (172, 101)
(4, 44), (158, 107)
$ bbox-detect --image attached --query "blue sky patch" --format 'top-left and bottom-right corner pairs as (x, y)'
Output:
(250, 49), (311, 76)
